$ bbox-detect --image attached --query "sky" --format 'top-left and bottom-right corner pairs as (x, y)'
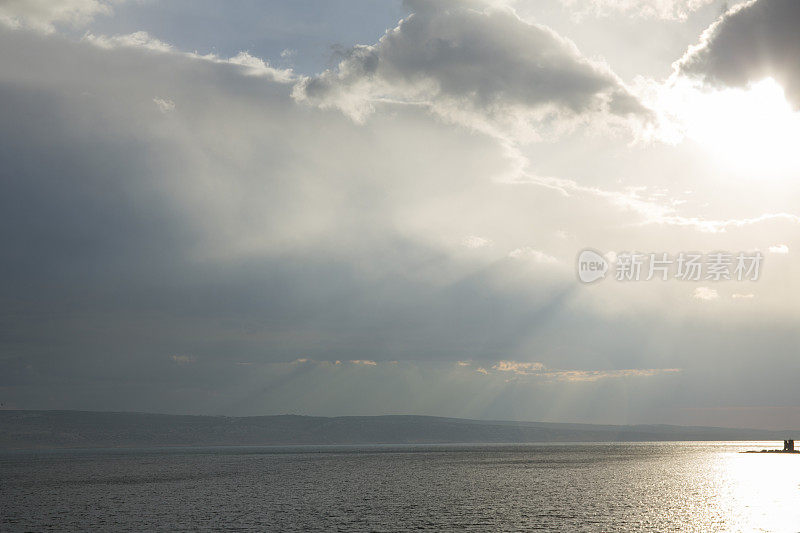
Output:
(1, 0), (800, 430)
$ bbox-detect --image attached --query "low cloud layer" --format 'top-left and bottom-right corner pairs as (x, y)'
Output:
(482, 360), (680, 382)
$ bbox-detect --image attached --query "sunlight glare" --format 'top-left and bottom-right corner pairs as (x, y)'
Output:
(666, 78), (800, 175)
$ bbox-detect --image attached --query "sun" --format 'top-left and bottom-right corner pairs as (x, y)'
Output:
(676, 78), (800, 175)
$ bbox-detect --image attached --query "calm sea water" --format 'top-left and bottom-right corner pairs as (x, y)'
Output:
(2, 442), (799, 532)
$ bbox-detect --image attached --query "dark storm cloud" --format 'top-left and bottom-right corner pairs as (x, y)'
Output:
(678, 0), (800, 107)
(0, 26), (585, 408)
(2, 7), (800, 427)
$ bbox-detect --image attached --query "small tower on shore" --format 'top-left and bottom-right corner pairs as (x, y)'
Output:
(783, 439), (794, 451)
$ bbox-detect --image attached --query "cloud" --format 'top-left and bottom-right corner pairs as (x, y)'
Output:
(291, 358), (380, 366)
(560, 0), (715, 20)
(83, 31), (296, 82)
(510, 170), (800, 233)
(541, 368), (681, 382)
(693, 287), (719, 300)
(654, 213), (800, 233)
(677, 0), (800, 108)
(225, 51), (296, 82)
(485, 360), (680, 381)
(152, 97), (175, 113)
(492, 360), (546, 374)
(171, 355), (196, 364)
(83, 30), (172, 52)
(0, 0), (116, 32)
(462, 235), (492, 249)
(769, 244), (789, 254)
(507, 247), (558, 263)
(2, 5), (800, 425)
(293, 0), (646, 138)
(0, 24), (588, 390)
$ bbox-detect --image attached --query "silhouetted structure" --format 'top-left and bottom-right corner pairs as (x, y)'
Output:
(743, 438), (799, 453)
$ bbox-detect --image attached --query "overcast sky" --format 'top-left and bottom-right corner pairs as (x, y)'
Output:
(2, 0), (800, 430)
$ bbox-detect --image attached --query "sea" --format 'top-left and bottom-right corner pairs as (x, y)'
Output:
(2, 442), (799, 532)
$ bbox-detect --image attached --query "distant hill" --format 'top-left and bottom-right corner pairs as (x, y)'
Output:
(0, 410), (793, 449)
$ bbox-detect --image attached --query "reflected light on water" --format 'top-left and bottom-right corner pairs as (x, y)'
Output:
(4, 442), (800, 531)
(714, 443), (800, 531)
